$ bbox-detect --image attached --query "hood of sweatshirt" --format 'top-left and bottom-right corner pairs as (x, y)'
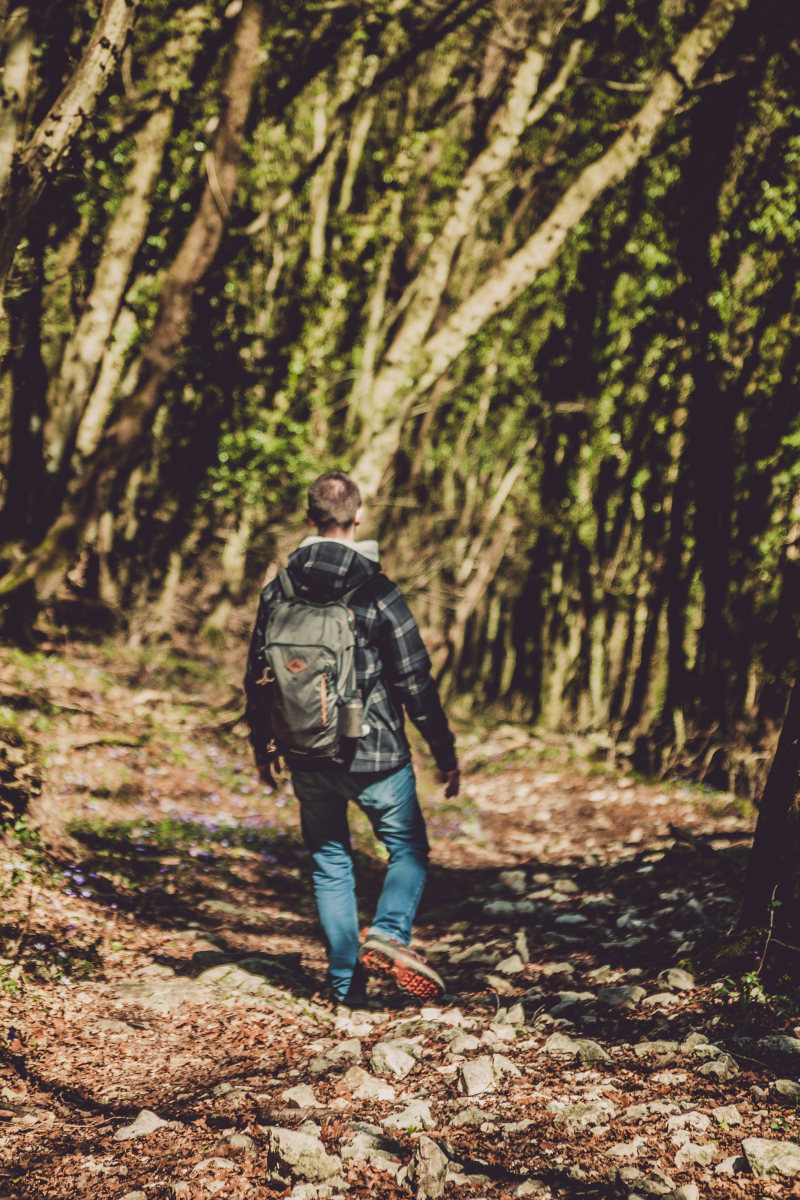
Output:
(286, 536), (381, 602)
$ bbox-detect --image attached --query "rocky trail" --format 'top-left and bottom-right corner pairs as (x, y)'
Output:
(1, 642), (799, 1200)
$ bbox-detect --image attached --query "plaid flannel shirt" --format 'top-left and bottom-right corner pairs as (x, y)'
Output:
(244, 538), (457, 775)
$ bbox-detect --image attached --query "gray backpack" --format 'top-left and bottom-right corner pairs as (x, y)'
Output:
(262, 569), (368, 759)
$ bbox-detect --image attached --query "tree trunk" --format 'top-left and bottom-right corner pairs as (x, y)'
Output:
(0, 0), (264, 605)
(349, 0), (596, 453)
(0, 4), (34, 197)
(44, 103), (175, 487)
(0, 225), (48, 544)
(741, 672), (800, 935)
(352, 0), (752, 498)
(0, 0), (139, 304)
(44, 6), (208, 491)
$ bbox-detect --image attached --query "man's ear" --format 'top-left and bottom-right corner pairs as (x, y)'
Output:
(354, 504), (364, 527)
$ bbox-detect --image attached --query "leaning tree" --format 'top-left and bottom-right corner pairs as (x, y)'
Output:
(742, 673), (800, 944)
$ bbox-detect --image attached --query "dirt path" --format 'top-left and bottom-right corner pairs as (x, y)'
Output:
(1, 643), (798, 1199)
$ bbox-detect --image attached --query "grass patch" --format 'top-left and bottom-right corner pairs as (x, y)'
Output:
(64, 812), (306, 896)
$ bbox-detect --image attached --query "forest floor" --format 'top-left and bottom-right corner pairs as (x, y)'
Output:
(1, 635), (799, 1200)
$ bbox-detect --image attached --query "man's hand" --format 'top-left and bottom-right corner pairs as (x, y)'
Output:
(439, 767), (460, 799)
(256, 752), (282, 789)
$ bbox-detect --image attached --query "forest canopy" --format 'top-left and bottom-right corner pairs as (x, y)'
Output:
(1, 0), (799, 792)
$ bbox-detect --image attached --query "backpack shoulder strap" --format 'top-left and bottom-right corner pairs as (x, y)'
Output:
(278, 568), (295, 599)
(341, 577), (373, 607)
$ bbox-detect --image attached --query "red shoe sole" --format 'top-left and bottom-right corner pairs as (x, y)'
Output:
(361, 947), (442, 999)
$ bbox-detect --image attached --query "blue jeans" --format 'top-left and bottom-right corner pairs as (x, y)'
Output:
(292, 763), (430, 1002)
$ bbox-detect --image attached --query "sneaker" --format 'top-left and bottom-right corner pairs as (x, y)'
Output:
(323, 963), (368, 1008)
(337, 990), (367, 1008)
(359, 932), (445, 1000)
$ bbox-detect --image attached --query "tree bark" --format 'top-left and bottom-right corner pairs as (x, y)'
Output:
(44, 104), (174, 486)
(0, 0), (139, 305)
(77, 0), (262, 519)
(349, 0), (597, 448)
(44, 7), (208, 492)
(0, 4), (34, 197)
(741, 672), (800, 934)
(0, 0), (264, 603)
(352, 0), (752, 498)
(0, 224), (48, 545)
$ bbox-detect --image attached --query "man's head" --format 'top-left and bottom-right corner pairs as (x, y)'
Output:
(307, 472), (362, 535)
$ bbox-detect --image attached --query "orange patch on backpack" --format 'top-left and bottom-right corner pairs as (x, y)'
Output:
(284, 658), (308, 673)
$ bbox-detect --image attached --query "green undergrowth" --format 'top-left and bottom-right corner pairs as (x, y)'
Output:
(67, 811), (302, 853)
(64, 812), (306, 893)
(0, 816), (46, 902)
(0, 817), (94, 993)
(712, 966), (799, 1025)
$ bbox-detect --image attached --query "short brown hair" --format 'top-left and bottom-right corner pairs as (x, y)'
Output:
(307, 472), (361, 531)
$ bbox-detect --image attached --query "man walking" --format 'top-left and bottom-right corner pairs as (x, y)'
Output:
(244, 472), (460, 1006)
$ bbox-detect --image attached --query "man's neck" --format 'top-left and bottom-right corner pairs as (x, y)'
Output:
(315, 526), (356, 540)
(300, 531), (380, 562)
